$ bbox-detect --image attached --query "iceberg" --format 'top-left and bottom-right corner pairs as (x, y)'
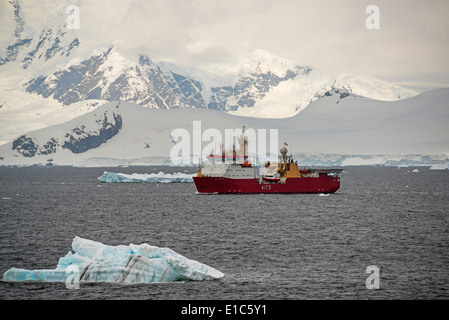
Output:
(430, 164), (448, 170)
(98, 171), (194, 183)
(3, 237), (224, 285)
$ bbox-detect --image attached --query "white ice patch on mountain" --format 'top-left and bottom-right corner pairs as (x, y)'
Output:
(229, 72), (419, 118)
(98, 171), (194, 183)
(3, 236), (224, 284)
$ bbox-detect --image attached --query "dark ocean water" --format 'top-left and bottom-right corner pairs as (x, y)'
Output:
(0, 166), (448, 300)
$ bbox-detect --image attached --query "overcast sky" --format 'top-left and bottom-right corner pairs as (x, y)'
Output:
(4, 0), (449, 87)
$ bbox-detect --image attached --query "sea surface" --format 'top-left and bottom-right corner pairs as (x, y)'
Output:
(0, 166), (448, 300)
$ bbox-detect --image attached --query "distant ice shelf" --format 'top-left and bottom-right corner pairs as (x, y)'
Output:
(430, 164), (449, 170)
(3, 236), (224, 284)
(98, 171), (195, 183)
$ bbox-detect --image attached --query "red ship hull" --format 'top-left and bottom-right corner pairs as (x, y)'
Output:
(193, 173), (340, 194)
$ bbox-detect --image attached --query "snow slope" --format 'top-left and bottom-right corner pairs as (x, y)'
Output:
(228, 72), (419, 118)
(0, 88), (447, 167)
(277, 87), (449, 155)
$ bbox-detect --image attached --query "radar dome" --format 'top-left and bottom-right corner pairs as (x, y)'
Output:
(280, 146), (288, 155)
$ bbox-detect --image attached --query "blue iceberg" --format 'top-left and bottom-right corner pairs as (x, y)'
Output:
(3, 237), (224, 284)
(98, 171), (194, 183)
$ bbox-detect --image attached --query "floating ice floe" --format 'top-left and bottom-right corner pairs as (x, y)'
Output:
(98, 171), (195, 183)
(412, 169), (420, 173)
(3, 237), (224, 284)
(429, 164), (448, 170)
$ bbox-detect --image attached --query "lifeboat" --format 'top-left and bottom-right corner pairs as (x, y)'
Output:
(262, 175), (280, 182)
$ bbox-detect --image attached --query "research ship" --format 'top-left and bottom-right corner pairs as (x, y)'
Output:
(193, 128), (342, 194)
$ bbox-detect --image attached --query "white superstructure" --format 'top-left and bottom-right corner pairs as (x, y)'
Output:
(202, 163), (257, 179)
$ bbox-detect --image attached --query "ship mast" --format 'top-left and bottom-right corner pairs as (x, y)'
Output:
(221, 143), (225, 163)
(242, 126), (248, 163)
(240, 126), (252, 167)
(279, 142), (288, 176)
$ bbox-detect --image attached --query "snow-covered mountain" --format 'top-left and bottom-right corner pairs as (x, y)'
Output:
(207, 64), (312, 113)
(0, 0), (79, 69)
(23, 48), (204, 109)
(0, 88), (448, 167)
(0, 1), (419, 119)
(228, 71), (420, 118)
(2, 0), (440, 162)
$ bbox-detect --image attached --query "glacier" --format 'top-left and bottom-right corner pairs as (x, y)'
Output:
(3, 237), (224, 284)
(98, 171), (195, 183)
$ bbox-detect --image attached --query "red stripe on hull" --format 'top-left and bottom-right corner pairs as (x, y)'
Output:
(193, 174), (340, 194)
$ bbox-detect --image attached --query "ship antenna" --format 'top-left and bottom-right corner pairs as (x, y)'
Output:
(221, 143), (225, 163)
